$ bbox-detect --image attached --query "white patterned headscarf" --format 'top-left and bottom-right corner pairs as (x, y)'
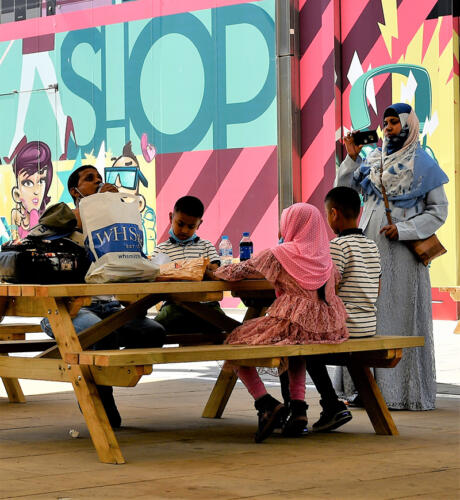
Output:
(367, 103), (420, 197)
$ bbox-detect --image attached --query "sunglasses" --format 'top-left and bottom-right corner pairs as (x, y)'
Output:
(104, 166), (148, 189)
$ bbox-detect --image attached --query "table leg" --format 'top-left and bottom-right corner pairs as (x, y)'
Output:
(201, 303), (268, 418)
(0, 353), (26, 403)
(44, 298), (125, 464)
(347, 363), (398, 436)
(202, 369), (237, 418)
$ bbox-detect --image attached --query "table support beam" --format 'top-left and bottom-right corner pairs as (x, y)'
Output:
(44, 297), (125, 464)
(0, 353), (26, 403)
(347, 364), (398, 436)
(39, 293), (162, 359)
(202, 369), (237, 419)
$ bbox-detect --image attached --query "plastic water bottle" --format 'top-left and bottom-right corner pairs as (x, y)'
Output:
(239, 232), (253, 261)
(219, 236), (233, 266)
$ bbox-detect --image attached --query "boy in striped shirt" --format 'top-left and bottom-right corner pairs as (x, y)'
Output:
(303, 187), (380, 432)
(151, 196), (225, 332)
(326, 186), (381, 338)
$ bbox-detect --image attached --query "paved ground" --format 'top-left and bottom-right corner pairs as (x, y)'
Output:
(1, 317), (459, 499)
(0, 375), (459, 499)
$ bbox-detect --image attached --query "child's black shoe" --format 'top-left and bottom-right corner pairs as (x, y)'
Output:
(312, 400), (351, 432)
(254, 394), (286, 443)
(282, 399), (308, 437)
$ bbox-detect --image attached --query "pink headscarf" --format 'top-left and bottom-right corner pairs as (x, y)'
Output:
(271, 203), (333, 290)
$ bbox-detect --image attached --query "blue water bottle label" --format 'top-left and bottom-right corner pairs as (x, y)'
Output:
(240, 245), (252, 260)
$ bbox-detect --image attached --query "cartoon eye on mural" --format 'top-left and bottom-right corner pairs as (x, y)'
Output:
(349, 63), (438, 161)
(10, 141), (53, 239)
(106, 140), (156, 254)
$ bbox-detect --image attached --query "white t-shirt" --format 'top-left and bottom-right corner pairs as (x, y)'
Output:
(330, 229), (381, 337)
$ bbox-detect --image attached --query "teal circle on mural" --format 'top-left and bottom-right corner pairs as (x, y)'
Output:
(140, 33), (205, 135)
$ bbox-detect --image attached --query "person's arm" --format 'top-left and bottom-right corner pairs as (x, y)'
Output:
(150, 243), (167, 258)
(335, 155), (364, 190)
(329, 240), (345, 276)
(335, 134), (365, 189)
(381, 185), (448, 241)
(213, 260), (264, 281)
(214, 249), (277, 282)
(202, 241), (221, 279)
(205, 241), (221, 268)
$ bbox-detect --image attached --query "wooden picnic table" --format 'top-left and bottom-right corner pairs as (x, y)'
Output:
(0, 280), (424, 464)
(439, 287), (460, 333)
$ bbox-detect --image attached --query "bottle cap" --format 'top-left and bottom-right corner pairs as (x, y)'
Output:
(242, 232), (249, 237)
(221, 235), (228, 239)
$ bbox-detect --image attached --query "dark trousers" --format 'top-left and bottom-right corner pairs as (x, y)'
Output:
(280, 357), (339, 410)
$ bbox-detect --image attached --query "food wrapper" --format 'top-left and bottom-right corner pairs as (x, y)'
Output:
(156, 257), (209, 282)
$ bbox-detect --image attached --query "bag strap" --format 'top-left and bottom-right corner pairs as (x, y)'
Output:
(379, 158), (394, 226)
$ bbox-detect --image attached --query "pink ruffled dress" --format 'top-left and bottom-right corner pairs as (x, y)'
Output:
(215, 249), (349, 345)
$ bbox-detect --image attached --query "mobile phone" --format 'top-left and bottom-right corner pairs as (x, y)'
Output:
(352, 130), (378, 146)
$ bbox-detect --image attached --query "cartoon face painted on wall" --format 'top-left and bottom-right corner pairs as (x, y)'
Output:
(106, 141), (147, 213)
(11, 141), (53, 239)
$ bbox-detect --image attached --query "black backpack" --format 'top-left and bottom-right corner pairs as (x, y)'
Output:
(0, 235), (90, 284)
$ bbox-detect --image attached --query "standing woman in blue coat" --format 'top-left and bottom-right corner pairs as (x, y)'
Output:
(335, 102), (449, 410)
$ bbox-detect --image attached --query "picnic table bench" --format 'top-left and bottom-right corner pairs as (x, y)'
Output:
(439, 287), (460, 333)
(0, 281), (424, 464)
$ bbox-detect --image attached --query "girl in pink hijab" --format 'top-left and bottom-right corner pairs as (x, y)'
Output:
(215, 203), (348, 443)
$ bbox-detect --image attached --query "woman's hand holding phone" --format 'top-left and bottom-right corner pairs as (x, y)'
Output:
(344, 132), (364, 161)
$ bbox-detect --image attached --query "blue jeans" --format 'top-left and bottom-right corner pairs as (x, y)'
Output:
(41, 299), (166, 350)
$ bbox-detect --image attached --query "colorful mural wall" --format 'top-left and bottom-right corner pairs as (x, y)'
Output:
(0, 0), (278, 256)
(300, 0), (459, 287)
(1, 0), (458, 292)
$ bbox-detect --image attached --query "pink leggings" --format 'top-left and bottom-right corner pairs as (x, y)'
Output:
(236, 357), (306, 401)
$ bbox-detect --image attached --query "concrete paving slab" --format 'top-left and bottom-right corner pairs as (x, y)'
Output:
(0, 376), (459, 499)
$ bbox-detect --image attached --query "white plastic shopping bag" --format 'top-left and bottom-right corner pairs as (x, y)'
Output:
(79, 192), (159, 283)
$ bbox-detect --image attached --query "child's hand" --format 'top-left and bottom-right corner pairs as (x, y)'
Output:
(205, 268), (221, 280)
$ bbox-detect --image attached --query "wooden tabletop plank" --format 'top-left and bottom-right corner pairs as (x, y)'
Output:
(0, 280), (273, 297)
(68, 336), (425, 366)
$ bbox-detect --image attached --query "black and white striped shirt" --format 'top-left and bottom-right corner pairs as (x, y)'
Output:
(151, 236), (220, 264)
(330, 229), (381, 338)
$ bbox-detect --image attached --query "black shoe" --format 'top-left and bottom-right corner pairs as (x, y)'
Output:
(312, 400), (352, 432)
(254, 394), (286, 443)
(282, 400), (308, 437)
(97, 385), (122, 429)
(347, 394), (363, 408)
